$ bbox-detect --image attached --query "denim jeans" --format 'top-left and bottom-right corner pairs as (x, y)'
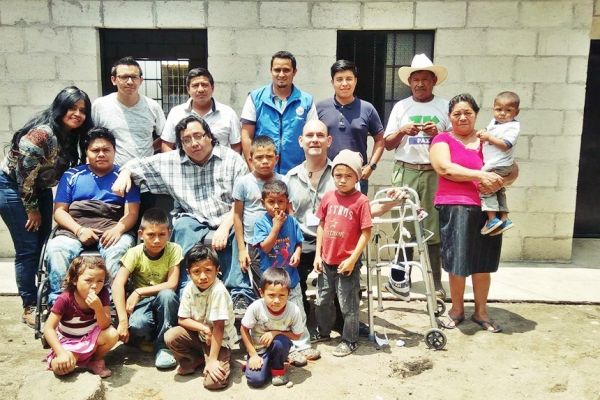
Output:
(128, 289), (179, 351)
(245, 334), (292, 387)
(46, 233), (135, 304)
(172, 215), (254, 301)
(315, 261), (361, 343)
(0, 172), (53, 307)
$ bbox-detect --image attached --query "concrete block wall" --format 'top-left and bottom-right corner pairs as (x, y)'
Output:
(0, 0), (594, 261)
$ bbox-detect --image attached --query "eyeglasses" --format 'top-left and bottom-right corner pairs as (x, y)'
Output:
(181, 133), (209, 146)
(116, 74), (141, 82)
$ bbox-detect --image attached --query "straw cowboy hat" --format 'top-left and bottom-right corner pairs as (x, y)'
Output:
(398, 54), (448, 86)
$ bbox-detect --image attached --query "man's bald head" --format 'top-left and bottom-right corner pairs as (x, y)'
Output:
(300, 119), (332, 157)
(303, 119), (328, 136)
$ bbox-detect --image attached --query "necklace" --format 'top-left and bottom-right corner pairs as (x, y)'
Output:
(451, 130), (477, 145)
(307, 164), (327, 178)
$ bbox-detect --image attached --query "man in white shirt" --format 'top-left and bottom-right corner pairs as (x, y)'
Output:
(383, 54), (450, 300)
(161, 68), (241, 154)
(92, 56), (165, 166)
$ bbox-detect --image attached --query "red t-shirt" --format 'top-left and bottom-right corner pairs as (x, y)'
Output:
(316, 190), (373, 265)
(51, 287), (110, 339)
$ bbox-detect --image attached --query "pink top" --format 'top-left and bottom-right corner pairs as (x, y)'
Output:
(432, 132), (483, 206)
(316, 190), (373, 265)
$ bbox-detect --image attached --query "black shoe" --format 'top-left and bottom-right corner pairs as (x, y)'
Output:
(358, 322), (370, 337)
(310, 330), (331, 343)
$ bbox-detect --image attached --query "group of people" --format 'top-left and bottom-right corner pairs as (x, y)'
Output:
(0, 49), (520, 387)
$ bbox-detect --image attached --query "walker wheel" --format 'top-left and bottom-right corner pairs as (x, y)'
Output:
(426, 298), (446, 317)
(435, 298), (446, 317)
(425, 328), (446, 350)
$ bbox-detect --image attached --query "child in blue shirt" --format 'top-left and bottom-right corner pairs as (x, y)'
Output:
(251, 180), (320, 364)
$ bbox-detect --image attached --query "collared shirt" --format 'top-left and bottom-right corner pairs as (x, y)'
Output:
(125, 145), (248, 228)
(178, 279), (238, 348)
(384, 96), (450, 164)
(317, 96), (384, 162)
(160, 98), (241, 147)
(284, 160), (335, 245)
(240, 83), (318, 174)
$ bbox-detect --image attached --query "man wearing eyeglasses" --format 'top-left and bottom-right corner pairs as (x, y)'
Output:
(92, 56), (166, 166)
(112, 115), (254, 305)
(316, 60), (385, 195)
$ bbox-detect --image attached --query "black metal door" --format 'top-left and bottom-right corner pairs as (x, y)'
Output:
(574, 40), (600, 237)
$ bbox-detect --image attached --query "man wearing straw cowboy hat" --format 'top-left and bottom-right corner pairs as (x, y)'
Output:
(383, 53), (450, 301)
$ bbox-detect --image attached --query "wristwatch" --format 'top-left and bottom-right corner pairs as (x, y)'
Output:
(370, 163), (377, 170)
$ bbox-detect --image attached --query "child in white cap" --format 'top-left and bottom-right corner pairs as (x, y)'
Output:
(312, 150), (373, 357)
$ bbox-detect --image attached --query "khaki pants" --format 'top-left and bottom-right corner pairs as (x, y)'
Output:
(164, 326), (231, 390)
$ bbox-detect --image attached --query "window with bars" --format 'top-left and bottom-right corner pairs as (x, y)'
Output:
(99, 29), (207, 115)
(136, 59), (190, 115)
(337, 31), (435, 125)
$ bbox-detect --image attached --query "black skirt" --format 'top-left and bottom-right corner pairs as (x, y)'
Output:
(437, 205), (502, 277)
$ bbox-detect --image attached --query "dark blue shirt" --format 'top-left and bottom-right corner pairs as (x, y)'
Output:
(317, 96), (384, 163)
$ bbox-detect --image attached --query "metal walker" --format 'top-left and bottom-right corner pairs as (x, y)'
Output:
(366, 187), (447, 350)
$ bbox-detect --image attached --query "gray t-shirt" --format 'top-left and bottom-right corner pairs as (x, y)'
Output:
(92, 92), (166, 166)
(232, 172), (283, 241)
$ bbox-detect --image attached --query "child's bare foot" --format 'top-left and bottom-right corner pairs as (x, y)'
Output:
(88, 360), (112, 378)
(176, 358), (205, 375)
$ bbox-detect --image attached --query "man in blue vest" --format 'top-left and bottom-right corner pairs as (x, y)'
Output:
(240, 50), (317, 174)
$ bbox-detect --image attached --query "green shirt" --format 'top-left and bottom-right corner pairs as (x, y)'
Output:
(120, 242), (183, 289)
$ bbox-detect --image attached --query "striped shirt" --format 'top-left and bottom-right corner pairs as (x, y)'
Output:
(125, 145), (248, 228)
(51, 287), (110, 339)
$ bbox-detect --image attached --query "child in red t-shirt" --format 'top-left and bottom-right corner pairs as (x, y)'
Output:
(313, 150), (372, 357)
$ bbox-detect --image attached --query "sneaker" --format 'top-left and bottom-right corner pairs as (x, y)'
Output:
(332, 340), (358, 357)
(299, 347), (321, 361)
(155, 348), (177, 369)
(21, 305), (36, 329)
(232, 296), (250, 317)
(481, 217), (503, 235)
(489, 220), (514, 236)
(87, 359), (112, 378)
(310, 330), (331, 343)
(272, 374), (289, 386)
(288, 350), (307, 367)
(384, 274), (410, 301)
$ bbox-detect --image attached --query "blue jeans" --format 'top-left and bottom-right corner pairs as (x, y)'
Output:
(315, 261), (361, 343)
(46, 233), (135, 304)
(245, 334), (292, 387)
(0, 172), (52, 307)
(128, 289), (179, 351)
(172, 215), (254, 301)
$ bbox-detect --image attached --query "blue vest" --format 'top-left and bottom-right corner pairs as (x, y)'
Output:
(250, 84), (313, 174)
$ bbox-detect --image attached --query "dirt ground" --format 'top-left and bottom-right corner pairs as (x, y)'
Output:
(1, 295), (599, 400)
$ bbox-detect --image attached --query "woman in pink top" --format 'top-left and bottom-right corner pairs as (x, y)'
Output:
(430, 93), (509, 333)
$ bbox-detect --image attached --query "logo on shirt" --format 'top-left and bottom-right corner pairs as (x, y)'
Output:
(296, 106), (305, 116)
(408, 137), (432, 145)
(409, 115), (441, 124)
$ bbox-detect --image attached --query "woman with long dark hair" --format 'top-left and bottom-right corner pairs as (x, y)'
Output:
(0, 86), (92, 327)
